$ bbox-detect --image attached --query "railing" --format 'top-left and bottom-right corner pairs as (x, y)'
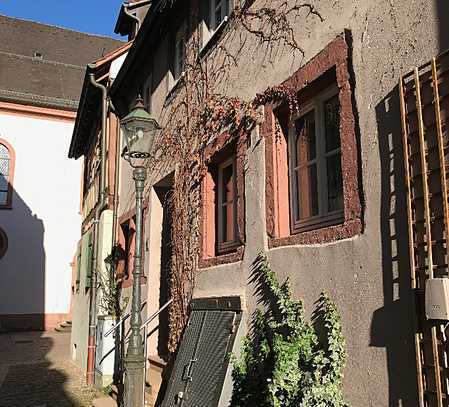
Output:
(104, 300), (147, 338)
(102, 298), (172, 406)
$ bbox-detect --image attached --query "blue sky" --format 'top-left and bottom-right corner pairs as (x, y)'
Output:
(0, 0), (125, 38)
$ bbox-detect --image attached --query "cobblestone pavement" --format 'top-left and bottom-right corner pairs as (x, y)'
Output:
(0, 331), (101, 407)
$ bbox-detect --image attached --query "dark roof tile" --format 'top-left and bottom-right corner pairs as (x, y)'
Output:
(0, 14), (124, 110)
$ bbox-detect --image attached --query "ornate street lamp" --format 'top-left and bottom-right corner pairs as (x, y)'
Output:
(121, 96), (160, 407)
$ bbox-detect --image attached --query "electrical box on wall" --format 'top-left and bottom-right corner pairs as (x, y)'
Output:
(425, 278), (449, 320)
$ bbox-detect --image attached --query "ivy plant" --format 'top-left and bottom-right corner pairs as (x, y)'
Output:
(231, 254), (348, 407)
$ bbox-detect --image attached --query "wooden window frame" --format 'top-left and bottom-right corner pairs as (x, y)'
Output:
(173, 25), (186, 82)
(216, 155), (239, 254)
(263, 34), (362, 248)
(288, 86), (344, 234)
(117, 205), (148, 288)
(199, 131), (246, 268)
(200, 0), (232, 51)
(0, 138), (15, 210)
(210, 0), (230, 33)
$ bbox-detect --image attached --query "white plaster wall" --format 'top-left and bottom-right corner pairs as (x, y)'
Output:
(0, 112), (81, 315)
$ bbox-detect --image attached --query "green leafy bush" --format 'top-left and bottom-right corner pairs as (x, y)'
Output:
(231, 254), (348, 407)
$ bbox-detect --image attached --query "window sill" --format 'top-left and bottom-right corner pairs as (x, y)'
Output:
(269, 218), (362, 248)
(198, 245), (244, 269)
(199, 16), (229, 60)
(291, 211), (344, 234)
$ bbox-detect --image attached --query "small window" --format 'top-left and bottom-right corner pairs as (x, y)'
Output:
(174, 27), (186, 82)
(217, 157), (237, 254)
(0, 139), (14, 209)
(201, 0), (231, 47)
(288, 89), (343, 233)
(210, 0), (230, 32)
(118, 216), (136, 280)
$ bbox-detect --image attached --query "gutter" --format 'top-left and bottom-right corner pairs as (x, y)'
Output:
(86, 73), (108, 386)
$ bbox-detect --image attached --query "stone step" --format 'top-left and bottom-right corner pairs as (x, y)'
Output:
(54, 325), (72, 333)
(92, 395), (117, 407)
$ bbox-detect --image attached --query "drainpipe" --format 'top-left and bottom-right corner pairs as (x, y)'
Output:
(111, 102), (121, 258)
(123, 0), (152, 36)
(123, 5), (141, 36)
(86, 72), (108, 386)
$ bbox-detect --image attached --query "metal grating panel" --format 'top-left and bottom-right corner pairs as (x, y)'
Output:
(161, 308), (238, 407)
(400, 49), (449, 407)
(162, 310), (207, 407)
(187, 310), (235, 407)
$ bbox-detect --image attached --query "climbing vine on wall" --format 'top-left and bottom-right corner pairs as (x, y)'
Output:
(144, 0), (324, 353)
(231, 254), (348, 407)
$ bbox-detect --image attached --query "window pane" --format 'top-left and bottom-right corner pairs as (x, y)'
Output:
(0, 144), (9, 159)
(0, 174), (8, 191)
(220, 162), (235, 244)
(325, 95), (340, 152)
(327, 152), (343, 212)
(295, 110), (316, 164)
(221, 164), (234, 204)
(0, 158), (9, 177)
(0, 191), (7, 205)
(296, 164), (318, 220)
(221, 203), (235, 244)
(215, 0), (224, 27)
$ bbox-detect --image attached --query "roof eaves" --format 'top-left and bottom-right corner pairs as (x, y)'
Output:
(68, 65), (99, 159)
(114, 5), (132, 36)
(110, 0), (166, 113)
(0, 89), (78, 110)
(93, 41), (133, 69)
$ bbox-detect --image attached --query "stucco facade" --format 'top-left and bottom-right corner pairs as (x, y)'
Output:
(0, 107), (80, 330)
(104, 0), (449, 405)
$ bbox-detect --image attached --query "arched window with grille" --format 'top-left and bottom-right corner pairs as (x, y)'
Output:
(0, 138), (15, 209)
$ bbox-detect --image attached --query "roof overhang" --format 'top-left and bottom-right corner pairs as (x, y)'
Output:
(114, 4), (134, 36)
(110, 0), (182, 117)
(68, 42), (133, 159)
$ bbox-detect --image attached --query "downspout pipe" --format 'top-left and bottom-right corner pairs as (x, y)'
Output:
(86, 72), (108, 386)
(111, 100), (121, 262)
(123, 0), (152, 35)
(123, 4), (141, 35)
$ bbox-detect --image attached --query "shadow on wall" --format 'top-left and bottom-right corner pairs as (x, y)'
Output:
(0, 332), (88, 406)
(437, 0), (449, 53)
(0, 180), (46, 331)
(372, 86), (419, 405)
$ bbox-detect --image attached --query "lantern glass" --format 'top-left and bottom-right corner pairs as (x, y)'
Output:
(120, 97), (161, 163)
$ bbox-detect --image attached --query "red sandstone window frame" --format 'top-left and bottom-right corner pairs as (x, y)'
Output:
(0, 138), (15, 210)
(199, 131), (246, 268)
(117, 205), (148, 288)
(263, 34), (362, 248)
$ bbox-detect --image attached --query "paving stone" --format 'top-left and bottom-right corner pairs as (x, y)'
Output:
(0, 331), (102, 407)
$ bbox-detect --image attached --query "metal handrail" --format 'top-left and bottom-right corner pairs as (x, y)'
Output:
(104, 300), (147, 337)
(141, 299), (172, 329)
(124, 298), (173, 343)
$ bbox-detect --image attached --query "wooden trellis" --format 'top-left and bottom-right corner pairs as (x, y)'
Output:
(400, 50), (449, 407)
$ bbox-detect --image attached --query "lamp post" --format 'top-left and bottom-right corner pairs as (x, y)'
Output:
(120, 96), (161, 407)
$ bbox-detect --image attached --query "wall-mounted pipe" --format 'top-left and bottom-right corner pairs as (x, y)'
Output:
(123, 0), (152, 36)
(86, 73), (108, 386)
